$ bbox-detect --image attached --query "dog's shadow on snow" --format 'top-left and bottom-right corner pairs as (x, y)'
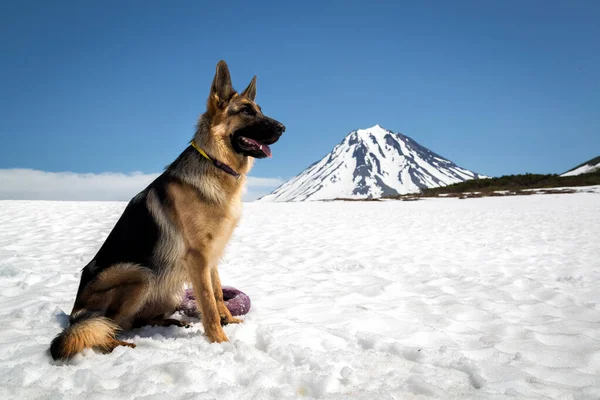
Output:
(54, 310), (70, 329)
(122, 316), (203, 341)
(54, 309), (203, 341)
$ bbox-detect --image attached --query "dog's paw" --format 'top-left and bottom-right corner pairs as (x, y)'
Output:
(220, 315), (243, 326)
(209, 332), (229, 343)
(103, 339), (136, 353)
(168, 319), (191, 329)
(206, 326), (229, 343)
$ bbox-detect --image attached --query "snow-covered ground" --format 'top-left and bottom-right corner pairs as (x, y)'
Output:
(1, 191), (599, 399)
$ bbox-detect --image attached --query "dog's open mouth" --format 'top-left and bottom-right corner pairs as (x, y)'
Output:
(237, 136), (272, 158)
(231, 123), (282, 159)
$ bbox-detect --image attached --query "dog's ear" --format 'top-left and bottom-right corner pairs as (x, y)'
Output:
(208, 60), (235, 114)
(240, 76), (257, 101)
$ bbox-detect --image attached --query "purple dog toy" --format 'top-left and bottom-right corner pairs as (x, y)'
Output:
(179, 286), (251, 318)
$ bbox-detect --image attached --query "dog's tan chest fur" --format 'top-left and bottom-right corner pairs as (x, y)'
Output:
(167, 180), (241, 271)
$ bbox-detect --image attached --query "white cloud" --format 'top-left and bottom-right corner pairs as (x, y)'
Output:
(0, 169), (283, 202)
(244, 176), (286, 188)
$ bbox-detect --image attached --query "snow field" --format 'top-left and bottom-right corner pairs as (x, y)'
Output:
(0, 191), (599, 399)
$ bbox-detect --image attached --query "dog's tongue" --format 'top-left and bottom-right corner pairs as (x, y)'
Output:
(245, 138), (272, 158)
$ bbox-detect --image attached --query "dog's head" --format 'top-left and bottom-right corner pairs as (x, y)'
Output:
(198, 60), (285, 160)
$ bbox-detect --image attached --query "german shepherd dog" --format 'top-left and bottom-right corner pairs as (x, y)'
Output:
(50, 60), (285, 360)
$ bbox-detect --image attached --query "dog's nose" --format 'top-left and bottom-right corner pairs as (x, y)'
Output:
(266, 117), (286, 134)
(276, 122), (286, 133)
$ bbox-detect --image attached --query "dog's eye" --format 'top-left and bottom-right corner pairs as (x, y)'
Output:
(241, 105), (255, 115)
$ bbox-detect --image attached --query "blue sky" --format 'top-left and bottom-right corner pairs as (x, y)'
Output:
(1, 1), (599, 199)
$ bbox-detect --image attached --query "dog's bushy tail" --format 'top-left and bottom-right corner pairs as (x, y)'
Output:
(50, 312), (120, 361)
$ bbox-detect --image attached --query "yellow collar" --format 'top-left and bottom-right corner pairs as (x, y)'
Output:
(190, 141), (241, 180)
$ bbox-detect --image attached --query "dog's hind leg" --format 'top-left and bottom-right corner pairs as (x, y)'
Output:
(73, 263), (154, 333)
(53, 263), (153, 360)
(101, 264), (154, 332)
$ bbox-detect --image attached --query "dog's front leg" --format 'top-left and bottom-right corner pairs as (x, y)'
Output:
(211, 267), (243, 325)
(186, 249), (228, 343)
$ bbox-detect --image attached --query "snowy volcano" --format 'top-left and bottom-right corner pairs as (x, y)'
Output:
(259, 125), (486, 202)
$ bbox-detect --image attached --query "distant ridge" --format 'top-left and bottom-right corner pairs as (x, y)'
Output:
(561, 156), (600, 177)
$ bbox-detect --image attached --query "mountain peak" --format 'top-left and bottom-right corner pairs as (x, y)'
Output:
(356, 124), (388, 136)
(259, 127), (486, 202)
